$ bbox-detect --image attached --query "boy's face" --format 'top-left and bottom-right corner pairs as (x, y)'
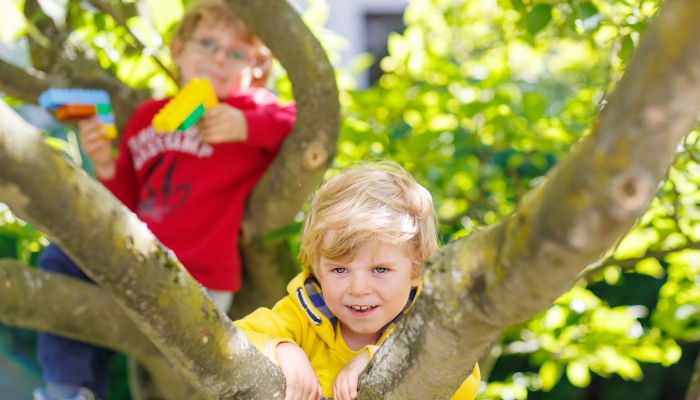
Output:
(172, 18), (256, 99)
(316, 242), (421, 347)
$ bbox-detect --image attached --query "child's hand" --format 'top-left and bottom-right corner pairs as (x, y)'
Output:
(197, 104), (247, 144)
(332, 350), (370, 400)
(275, 342), (323, 400)
(77, 117), (116, 180)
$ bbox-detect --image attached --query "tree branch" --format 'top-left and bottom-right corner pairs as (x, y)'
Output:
(226, 0), (340, 318)
(0, 59), (50, 103)
(687, 351), (700, 400)
(580, 241), (700, 280)
(0, 99), (284, 398)
(359, 0), (700, 397)
(85, 0), (178, 85)
(0, 259), (200, 400)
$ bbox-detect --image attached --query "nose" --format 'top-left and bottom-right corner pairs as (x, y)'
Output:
(347, 273), (372, 296)
(212, 49), (227, 65)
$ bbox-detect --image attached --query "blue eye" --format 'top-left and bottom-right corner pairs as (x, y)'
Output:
(332, 268), (347, 274)
(198, 39), (217, 52)
(227, 50), (246, 61)
(374, 267), (388, 274)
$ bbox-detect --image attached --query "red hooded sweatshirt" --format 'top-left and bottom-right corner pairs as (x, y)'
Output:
(100, 87), (296, 292)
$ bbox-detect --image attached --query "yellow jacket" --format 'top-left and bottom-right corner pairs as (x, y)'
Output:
(234, 270), (480, 399)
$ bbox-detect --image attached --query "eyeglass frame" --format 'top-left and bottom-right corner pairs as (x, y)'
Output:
(187, 37), (258, 67)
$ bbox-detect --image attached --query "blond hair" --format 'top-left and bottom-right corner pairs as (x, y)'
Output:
(171, 0), (273, 84)
(298, 161), (439, 278)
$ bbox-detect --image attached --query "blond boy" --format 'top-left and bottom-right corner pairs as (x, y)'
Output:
(235, 161), (480, 400)
(35, 1), (295, 399)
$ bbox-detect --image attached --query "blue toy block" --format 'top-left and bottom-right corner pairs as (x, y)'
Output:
(38, 89), (111, 111)
(96, 113), (115, 125)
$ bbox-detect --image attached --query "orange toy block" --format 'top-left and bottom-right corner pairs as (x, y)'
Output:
(55, 105), (97, 121)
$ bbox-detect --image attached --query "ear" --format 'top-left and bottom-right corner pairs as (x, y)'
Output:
(410, 275), (421, 288)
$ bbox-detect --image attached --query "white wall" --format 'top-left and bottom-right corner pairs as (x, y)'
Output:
(324, 0), (407, 87)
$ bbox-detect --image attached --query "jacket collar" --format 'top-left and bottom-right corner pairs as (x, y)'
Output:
(288, 270), (420, 345)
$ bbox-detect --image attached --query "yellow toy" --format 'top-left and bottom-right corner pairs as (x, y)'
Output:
(152, 78), (218, 133)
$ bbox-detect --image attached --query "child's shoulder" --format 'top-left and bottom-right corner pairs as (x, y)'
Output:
(224, 87), (287, 109)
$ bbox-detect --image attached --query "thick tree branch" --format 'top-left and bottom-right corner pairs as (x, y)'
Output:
(226, 0), (340, 318)
(359, 0), (700, 397)
(0, 100), (285, 398)
(0, 259), (200, 400)
(0, 59), (49, 103)
(0, 259), (156, 356)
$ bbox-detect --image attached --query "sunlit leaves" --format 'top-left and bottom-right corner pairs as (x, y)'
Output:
(0, 0), (27, 42)
(526, 4), (552, 36)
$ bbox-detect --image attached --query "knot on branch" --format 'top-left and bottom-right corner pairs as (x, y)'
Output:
(302, 140), (329, 171)
(609, 171), (653, 220)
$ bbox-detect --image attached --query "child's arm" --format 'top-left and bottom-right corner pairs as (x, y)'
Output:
(196, 104), (247, 144)
(86, 102), (152, 211)
(332, 350), (370, 400)
(239, 101), (296, 152)
(197, 100), (296, 152)
(78, 117), (116, 179)
(234, 296), (323, 400)
(275, 342), (323, 400)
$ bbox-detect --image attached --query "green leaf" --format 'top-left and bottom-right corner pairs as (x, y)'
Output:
(567, 360), (591, 388)
(264, 222), (303, 243)
(523, 92), (546, 121)
(579, 2), (602, 31)
(539, 360), (562, 391)
(0, 0), (26, 42)
(526, 4), (552, 36)
(618, 35), (635, 65)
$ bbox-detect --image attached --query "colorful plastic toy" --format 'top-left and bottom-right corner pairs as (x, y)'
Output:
(38, 88), (118, 139)
(152, 78), (219, 133)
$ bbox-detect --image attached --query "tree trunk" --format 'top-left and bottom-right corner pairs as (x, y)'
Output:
(223, 0), (340, 319)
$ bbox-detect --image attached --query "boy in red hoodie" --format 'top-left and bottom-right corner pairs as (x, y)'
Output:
(35, 1), (295, 398)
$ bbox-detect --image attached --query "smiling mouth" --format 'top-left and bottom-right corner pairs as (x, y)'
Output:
(348, 305), (378, 312)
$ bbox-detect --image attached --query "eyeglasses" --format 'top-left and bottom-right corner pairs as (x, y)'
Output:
(188, 37), (257, 66)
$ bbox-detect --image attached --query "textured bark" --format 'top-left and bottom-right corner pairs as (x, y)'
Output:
(0, 259), (200, 400)
(0, 59), (50, 103)
(0, 99), (285, 398)
(358, 0), (700, 398)
(686, 351), (700, 400)
(226, 0), (340, 319)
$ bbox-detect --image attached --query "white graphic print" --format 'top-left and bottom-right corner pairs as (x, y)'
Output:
(129, 126), (214, 170)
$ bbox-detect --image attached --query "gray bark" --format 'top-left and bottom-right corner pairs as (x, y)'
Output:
(0, 259), (199, 400)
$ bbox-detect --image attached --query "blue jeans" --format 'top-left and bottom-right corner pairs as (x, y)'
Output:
(37, 244), (114, 400)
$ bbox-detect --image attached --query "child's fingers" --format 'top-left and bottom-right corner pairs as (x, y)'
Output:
(82, 139), (109, 156)
(284, 380), (297, 400)
(338, 378), (350, 400)
(77, 116), (100, 132)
